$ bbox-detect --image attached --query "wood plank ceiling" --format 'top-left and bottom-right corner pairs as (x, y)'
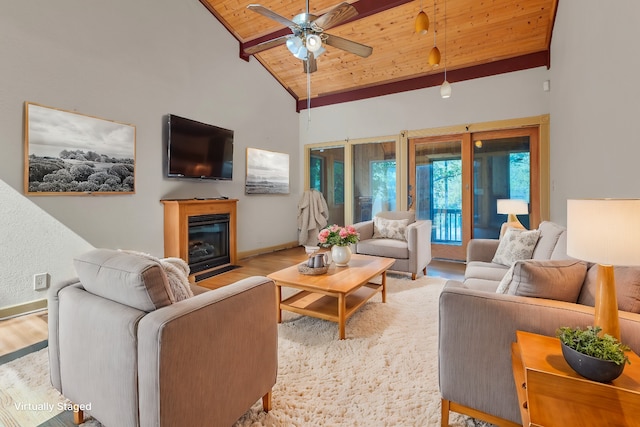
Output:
(200, 0), (558, 110)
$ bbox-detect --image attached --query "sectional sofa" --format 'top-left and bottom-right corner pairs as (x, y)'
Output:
(438, 222), (640, 426)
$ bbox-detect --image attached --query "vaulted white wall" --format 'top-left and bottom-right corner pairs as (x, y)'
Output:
(549, 0), (640, 222)
(299, 67), (550, 146)
(0, 180), (94, 307)
(0, 0), (299, 311)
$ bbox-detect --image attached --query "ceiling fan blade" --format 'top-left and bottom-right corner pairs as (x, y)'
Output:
(324, 33), (373, 58)
(313, 2), (358, 31)
(244, 35), (290, 55)
(303, 52), (318, 73)
(246, 4), (298, 29)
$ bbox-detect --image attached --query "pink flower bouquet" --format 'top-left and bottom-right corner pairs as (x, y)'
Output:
(318, 224), (359, 247)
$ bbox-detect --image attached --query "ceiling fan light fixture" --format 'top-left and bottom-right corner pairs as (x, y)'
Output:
(306, 34), (322, 52)
(440, 80), (451, 98)
(286, 36), (303, 55)
(428, 46), (441, 66)
(295, 45), (308, 60)
(415, 10), (429, 34)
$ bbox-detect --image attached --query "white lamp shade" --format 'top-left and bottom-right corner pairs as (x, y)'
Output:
(294, 46), (308, 60)
(567, 199), (640, 266)
(286, 37), (302, 55)
(440, 80), (451, 98)
(497, 199), (528, 215)
(306, 34), (322, 52)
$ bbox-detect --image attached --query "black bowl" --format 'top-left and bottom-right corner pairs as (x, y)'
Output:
(561, 342), (625, 383)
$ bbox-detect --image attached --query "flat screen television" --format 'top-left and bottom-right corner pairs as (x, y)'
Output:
(166, 114), (233, 180)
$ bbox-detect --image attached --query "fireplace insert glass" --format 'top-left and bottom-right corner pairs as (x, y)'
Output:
(188, 214), (230, 273)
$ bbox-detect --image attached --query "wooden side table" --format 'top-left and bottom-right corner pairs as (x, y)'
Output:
(511, 331), (640, 427)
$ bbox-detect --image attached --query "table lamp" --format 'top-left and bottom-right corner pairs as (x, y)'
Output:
(567, 199), (640, 340)
(497, 199), (529, 237)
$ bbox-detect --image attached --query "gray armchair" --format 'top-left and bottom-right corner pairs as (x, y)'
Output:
(353, 211), (432, 280)
(48, 248), (277, 427)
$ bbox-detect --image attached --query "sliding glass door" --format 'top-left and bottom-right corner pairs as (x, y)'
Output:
(409, 135), (467, 260)
(309, 146), (345, 226)
(471, 129), (539, 239)
(409, 127), (540, 261)
(352, 141), (397, 222)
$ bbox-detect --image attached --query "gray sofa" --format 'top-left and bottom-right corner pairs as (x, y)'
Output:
(439, 222), (640, 426)
(353, 210), (432, 280)
(463, 221), (569, 291)
(48, 249), (277, 427)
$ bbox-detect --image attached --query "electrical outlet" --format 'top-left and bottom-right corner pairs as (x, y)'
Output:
(33, 273), (50, 291)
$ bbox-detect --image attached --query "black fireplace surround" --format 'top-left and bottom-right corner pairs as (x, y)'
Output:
(187, 213), (230, 274)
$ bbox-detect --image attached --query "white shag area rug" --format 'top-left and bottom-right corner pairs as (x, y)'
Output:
(0, 274), (485, 427)
(233, 274), (474, 427)
(0, 348), (70, 426)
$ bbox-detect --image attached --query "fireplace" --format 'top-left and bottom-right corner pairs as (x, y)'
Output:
(188, 213), (230, 274)
(161, 198), (238, 287)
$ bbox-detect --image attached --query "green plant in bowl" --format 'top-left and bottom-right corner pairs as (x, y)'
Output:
(556, 326), (631, 382)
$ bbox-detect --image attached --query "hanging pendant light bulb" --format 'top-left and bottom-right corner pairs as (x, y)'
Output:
(440, 0), (451, 98)
(440, 78), (451, 98)
(428, 0), (440, 66)
(415, 0), (429, 34)
(306, 34), (322, 52)
(429, 46), (441, 66)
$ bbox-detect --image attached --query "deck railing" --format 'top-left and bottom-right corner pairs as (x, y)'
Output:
(431, 208), (462, 244)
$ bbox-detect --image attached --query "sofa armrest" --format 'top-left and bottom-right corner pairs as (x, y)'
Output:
(466, 238), (500, 263)
(438, 284), (640, 424)
(137, 276), (277, 427)
(353, 219), (374, 240)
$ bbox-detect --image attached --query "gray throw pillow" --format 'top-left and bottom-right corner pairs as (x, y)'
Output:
(492, 228), (541, 266)
(74, 248), (173, 312)
(500, 259), (588, 302)
(578, 264), (640, 314)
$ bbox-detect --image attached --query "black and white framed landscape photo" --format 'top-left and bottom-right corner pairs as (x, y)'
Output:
(245, 147), (289, 194)
(24, 102), (136, 195)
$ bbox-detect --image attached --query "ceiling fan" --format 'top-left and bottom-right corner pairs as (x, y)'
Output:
(244, 1), (373, 74)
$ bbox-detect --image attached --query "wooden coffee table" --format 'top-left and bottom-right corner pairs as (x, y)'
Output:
(267, 254), (395, 339)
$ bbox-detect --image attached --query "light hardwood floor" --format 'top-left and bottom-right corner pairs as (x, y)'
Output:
(0, 247), (465, 358)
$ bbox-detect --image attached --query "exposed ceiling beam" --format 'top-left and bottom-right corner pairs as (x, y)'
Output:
(296, 51), (551, 112)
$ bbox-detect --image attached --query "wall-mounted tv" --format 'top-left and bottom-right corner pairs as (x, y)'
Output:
(166, 114), (233, 180)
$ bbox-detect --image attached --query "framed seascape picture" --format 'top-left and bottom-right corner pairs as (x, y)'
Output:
(24, 102), (136, 195)
(245, 147), (289, 194)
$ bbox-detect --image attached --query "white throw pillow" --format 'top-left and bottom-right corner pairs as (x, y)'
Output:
(373, 217), (409, 241)
(492, 228), (541, 267)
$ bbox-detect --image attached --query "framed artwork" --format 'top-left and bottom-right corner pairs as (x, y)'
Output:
(24, 102), (136, 195)
(245, 147), (289, 194)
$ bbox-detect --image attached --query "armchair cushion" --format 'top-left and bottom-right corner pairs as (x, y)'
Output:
(373, 217), (409, 241)
(74, 248), (173, 312)
(356, 238), (409, 259)
(491, 228), (541, 266)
